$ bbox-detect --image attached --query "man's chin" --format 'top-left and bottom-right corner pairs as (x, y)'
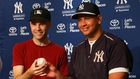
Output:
(82, 32), (89, 36)
(34, 36), (42, 40)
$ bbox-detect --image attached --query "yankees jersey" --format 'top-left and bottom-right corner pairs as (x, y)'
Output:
(68, 31), (133, 79)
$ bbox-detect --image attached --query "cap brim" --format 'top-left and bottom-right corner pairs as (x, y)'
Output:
(29, 17), (49, 21)
(71, 12), (96, 19)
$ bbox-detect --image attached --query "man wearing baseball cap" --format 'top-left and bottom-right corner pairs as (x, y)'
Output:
(38, 2), (133, 79)
(12, 8), (69, 79)
(68, 2), (133, 79)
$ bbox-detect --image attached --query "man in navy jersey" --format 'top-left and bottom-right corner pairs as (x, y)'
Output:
(42, 2), (133, 79)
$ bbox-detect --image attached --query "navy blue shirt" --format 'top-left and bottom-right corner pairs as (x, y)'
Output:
(68, 31), (133, 79)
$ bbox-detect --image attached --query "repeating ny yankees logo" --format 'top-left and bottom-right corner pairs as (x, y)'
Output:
(64, 43), (73, 62)
(117, 0), (127, 4)
(13, 2), (25, 20)
(14, 2), (23, 14)
(93, 50), (104, 62)
(82, 0), (91, 3)
(114, 0), (130, 12)
(62, 0), (75, 16)
(64, 43), (73, 55)
(63, 0), (73, 9)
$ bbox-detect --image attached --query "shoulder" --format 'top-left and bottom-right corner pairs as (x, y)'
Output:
(50, 42), (64, 48)
(103, 32), (123, 41)
(75, 38), (87, 48)
(13, 39), (32, 48)
(101, 32), (129, 51)
(50, 42), (65, 51)
(103, 32), (125, 45)
(72, 39), (88, 53)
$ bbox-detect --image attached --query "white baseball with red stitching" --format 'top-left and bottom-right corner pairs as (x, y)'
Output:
(37, 58), (46, 66)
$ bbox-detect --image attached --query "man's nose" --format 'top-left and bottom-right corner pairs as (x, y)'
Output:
(81, 19), (87, 26)
(36, 25), (41, 30)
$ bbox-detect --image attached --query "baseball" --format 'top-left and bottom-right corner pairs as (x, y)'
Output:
(37, 58), (46, 66)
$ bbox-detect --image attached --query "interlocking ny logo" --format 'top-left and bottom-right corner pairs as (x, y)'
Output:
(14, 2), (23, 14)
(64, 43), (73, 55)
(117, 0), (127, 4)
(93, 50), (104, 62)
(78, 4), (84, 10)
(63, 0), (73, 9)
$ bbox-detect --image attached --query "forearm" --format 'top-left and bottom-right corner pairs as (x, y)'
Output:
(109, 72), (128, 79)
(14, 69), (33, 79)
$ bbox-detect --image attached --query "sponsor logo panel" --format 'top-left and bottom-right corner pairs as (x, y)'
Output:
(56, 22), (79, 33)
(13, 2), (25, 20)
(62, 0), (76, 16)
(109, 18), (136, 30)
(8, 26), (30, 36)
(115, 0), (130, 12)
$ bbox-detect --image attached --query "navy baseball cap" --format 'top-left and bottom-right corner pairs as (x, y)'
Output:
(71, 2), (100, 19)
(29, 8), (51, 21)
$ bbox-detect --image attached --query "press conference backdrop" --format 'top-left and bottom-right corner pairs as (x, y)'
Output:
(0, 0), (140, 79)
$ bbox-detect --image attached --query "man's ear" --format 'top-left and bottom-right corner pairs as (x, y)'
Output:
(97, 14), (102, 24)
(47, 21), (52, 29)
